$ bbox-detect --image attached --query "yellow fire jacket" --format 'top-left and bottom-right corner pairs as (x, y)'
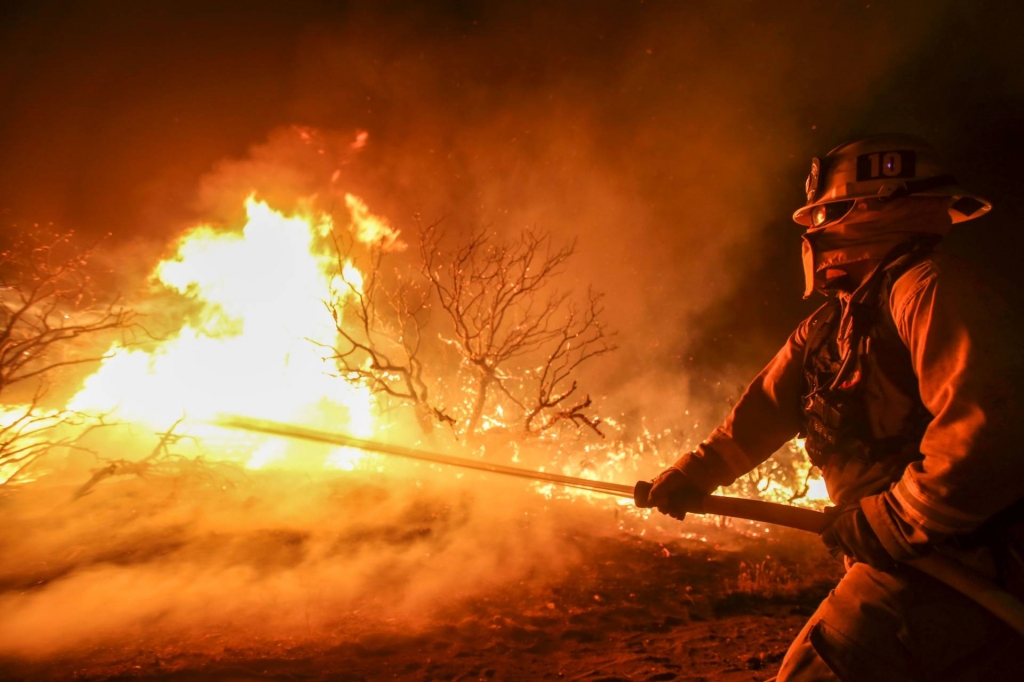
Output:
(685, 252), (1024, 560)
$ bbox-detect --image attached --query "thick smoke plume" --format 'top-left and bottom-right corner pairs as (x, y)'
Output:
(6, 1), (1013, 415)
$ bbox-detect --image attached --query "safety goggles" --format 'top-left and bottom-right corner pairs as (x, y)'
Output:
(810, 199), (856, 227)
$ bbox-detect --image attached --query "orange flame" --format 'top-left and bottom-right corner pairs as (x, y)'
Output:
(69, 197), (376, 470)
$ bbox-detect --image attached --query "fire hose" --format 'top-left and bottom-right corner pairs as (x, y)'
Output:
(216, 415), (1024, 638)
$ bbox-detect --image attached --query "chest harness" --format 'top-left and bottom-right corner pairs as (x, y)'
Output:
(800, 238), (938, 470)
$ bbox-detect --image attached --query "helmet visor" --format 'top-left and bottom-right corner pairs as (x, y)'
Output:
(810, 200), (856, 227)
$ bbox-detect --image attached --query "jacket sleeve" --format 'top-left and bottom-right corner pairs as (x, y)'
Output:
(863, 257), (1024, 559)
(675, 310), (818, 491)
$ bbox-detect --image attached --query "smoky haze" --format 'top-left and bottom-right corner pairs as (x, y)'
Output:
(3, 0), (1022, 414)
(1, 0), (1023, 664)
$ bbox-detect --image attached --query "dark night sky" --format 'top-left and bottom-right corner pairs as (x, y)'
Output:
(1, 0), (1022, 427)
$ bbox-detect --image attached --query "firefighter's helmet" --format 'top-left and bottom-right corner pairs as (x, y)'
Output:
(792, 134), (991, 227)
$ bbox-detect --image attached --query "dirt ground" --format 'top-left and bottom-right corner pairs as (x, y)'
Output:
(0, 475), (842, 682)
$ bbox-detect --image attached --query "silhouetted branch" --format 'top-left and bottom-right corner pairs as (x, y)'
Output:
(419, 221), (615, 436)
(324, 226), (453, 432)
(0, 229), (138, 482)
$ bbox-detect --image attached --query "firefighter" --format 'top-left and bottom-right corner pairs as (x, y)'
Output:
(648, 134), (1024, 680)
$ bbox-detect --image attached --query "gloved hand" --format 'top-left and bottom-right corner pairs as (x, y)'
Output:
(820, 503), (897, 571)
(647, 467), (707, 521)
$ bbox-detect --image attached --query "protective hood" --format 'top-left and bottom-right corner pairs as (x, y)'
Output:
(801, 198), (953, 297)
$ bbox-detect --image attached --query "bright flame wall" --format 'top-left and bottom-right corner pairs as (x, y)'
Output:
(69, 198), (376, 470)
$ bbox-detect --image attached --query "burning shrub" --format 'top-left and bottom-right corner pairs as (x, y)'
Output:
(326, 205), (617, 440)
(326, 205), (444, 434)
(420, 223), (616, 438)
(723, 438), (830, 509)
(0, 229), (135, 484)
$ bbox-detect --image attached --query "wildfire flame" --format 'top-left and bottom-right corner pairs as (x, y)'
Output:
(69, 196), (377, 470)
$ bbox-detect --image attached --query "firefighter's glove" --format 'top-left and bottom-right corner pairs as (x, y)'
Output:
(820, 504), (897, 571)
(647, 468), (706, 521)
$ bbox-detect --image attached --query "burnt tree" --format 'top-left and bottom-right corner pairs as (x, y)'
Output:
(0, 229), (135, 483)
(325, 231), (452, 432)
(523, 289), (614, 436)
(419, 222), (615, 436)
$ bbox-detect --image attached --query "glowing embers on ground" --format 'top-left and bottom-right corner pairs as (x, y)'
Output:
(69, 197), (376, 471)
(756, 438), (831, 508)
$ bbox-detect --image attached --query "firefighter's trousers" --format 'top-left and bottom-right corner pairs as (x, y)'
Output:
(773, 560), (1023, 681)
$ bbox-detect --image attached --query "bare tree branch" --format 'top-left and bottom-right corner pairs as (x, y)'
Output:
(323, 226), (453, 432)
(71, 415), (245, 498)
(419, 221), (615, 436)
(0, 230), (136, 395)
(0, 389), (115, 486)
(524, 289), (617, 437)
(0, 228), (137, 482)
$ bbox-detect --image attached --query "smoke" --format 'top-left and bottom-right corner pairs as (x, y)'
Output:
(2, 2), (1017, 418)
(0, 465), (614, 659)
(98, 1), (946, 424)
